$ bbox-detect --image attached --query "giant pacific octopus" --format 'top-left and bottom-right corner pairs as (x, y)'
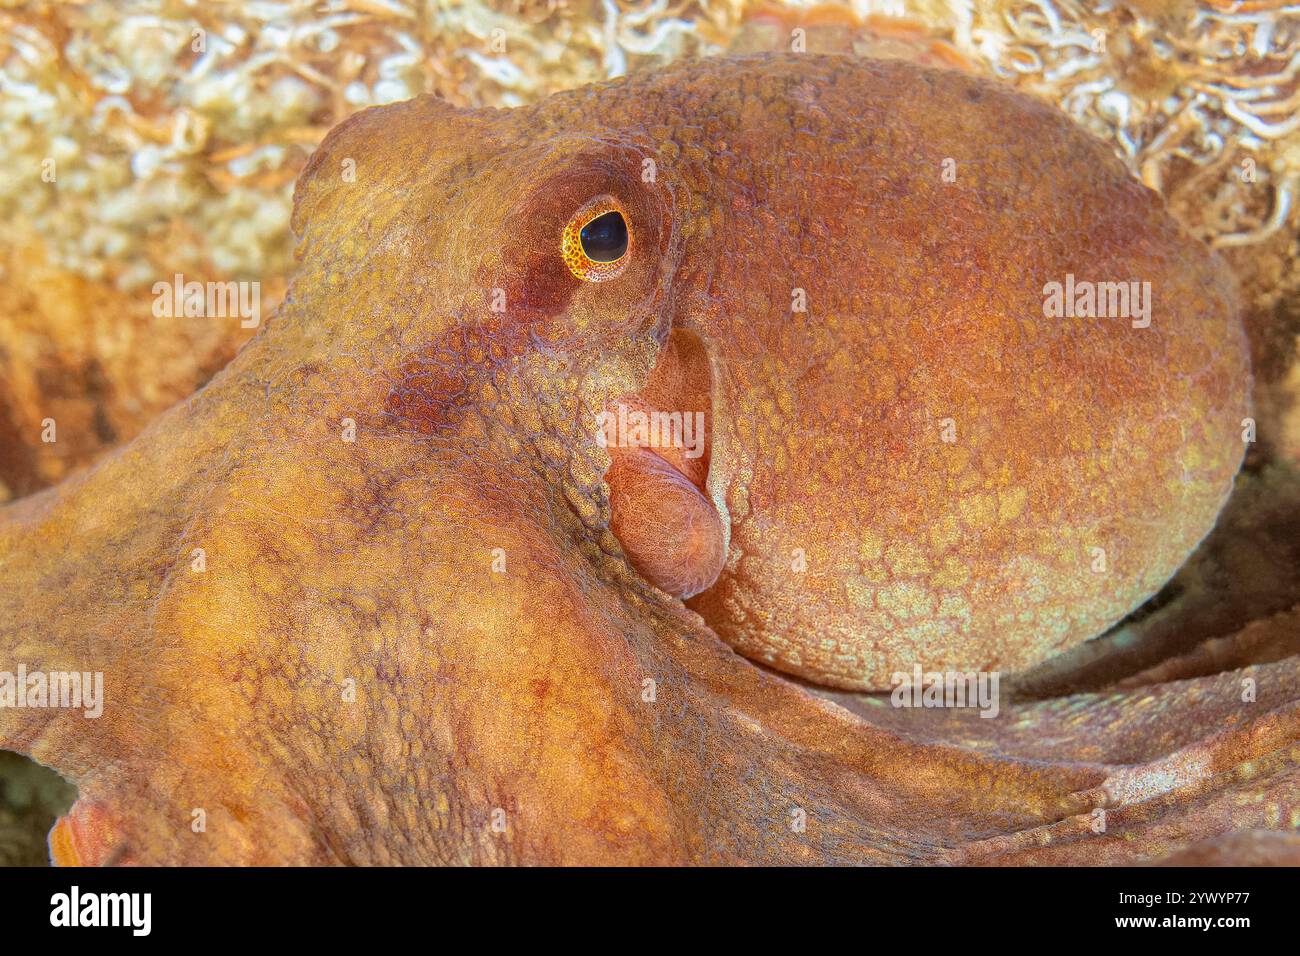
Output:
(1, 53), (1297, 865)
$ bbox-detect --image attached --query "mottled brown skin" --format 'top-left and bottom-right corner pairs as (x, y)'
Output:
(0, 55), (1292, 866)
(669, 68), (1249, 690)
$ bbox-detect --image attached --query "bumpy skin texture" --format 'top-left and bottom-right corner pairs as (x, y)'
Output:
(668, 63), (1249, 689)
(0, 55), (1289, 866)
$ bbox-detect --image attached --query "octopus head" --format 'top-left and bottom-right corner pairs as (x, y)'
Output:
(292, 56), (1250, 690)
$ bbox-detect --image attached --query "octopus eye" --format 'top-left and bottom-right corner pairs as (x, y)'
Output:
(562, 197), (631, 281)
(580, 212), (628, 262)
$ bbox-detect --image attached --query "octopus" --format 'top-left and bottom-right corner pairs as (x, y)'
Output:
(1, 53), (1297, 866)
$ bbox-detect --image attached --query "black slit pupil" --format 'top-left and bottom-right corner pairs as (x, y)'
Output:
(579, 211), (628, 263)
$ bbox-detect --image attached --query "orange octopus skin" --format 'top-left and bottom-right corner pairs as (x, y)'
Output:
(0, 54), (1288, 867)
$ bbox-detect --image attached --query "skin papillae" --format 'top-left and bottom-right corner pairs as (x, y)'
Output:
(1, 54), (1294, 866)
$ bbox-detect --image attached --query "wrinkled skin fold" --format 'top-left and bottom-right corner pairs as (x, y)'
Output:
(1, 54), (1296, 865)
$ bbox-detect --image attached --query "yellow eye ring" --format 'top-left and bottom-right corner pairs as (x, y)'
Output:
(562, 197), (632, 282)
